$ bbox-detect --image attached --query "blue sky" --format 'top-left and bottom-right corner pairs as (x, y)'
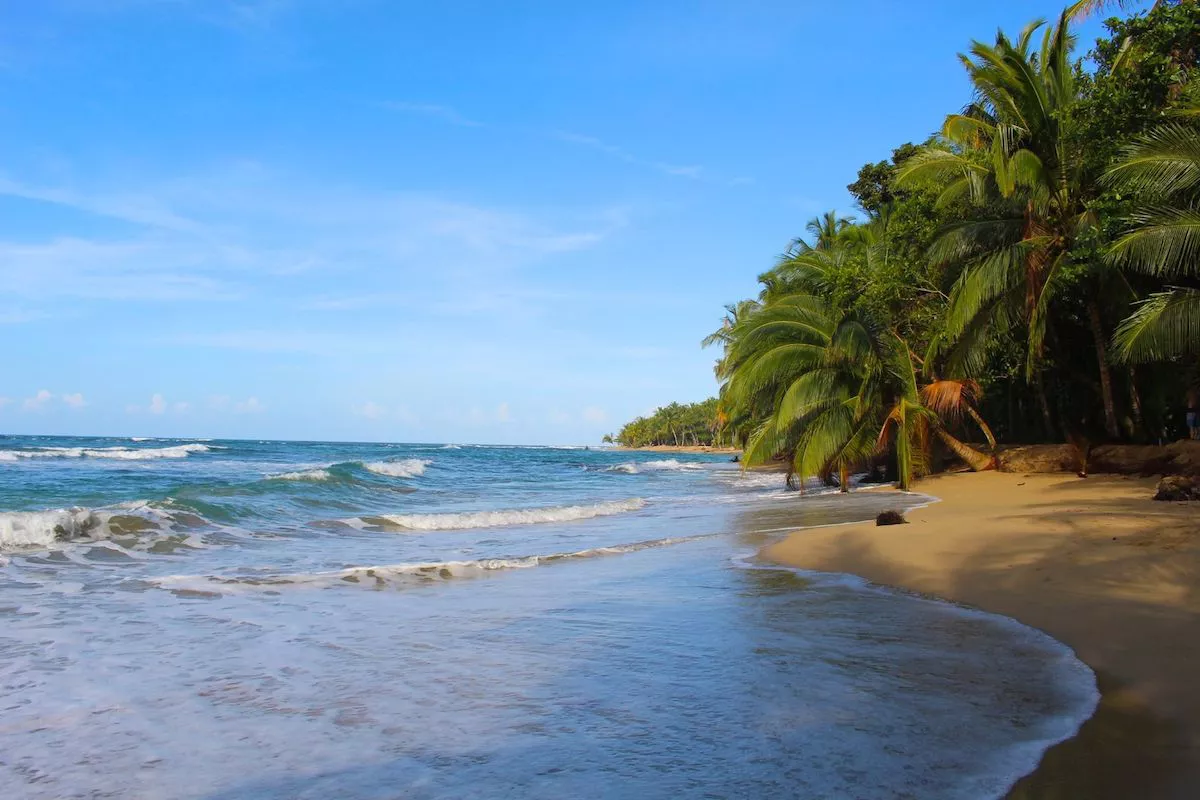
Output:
(1, 0), (1125, 444)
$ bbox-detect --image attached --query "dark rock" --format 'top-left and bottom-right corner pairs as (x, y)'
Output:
(859, 464), (889, 484)
(876, 510), (907, 526)
(1153, 475), (1200, 502)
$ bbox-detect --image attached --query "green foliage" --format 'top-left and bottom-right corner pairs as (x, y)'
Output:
(613, 398), (725, 447)
(704, 1), (1200, 459)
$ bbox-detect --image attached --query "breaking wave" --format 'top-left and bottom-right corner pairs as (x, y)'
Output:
(362, 459), (431, 479)
(0, 502), (204, 552)
(604, 459), (705, 475)
(154, 532), (710, 594)
(0, 443), (212, 462)
(268, 468), (333, 482)
(346, 498), (646, 532)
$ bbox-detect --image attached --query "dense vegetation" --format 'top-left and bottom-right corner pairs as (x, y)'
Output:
(607, 399), (728, 447)
(615, 1), (1200, 486)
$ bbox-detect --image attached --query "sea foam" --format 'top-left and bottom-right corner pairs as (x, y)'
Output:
(362, 459), (431, 478)
(0, 503), (188, 551)
(605, 459), (704, 474)
(0, 443), (211, 461)
(348, 497), (645, 532)
(269, 468), (333, 482)
(155, 532), (709, 594)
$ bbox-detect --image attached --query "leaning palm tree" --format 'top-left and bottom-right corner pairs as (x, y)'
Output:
(721, 294), (993, 491)
(1105, 103), (1200, 361)
(897, 9), (1124, 439)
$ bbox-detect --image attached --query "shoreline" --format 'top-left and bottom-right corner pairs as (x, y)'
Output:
(758, 471), (1200, 799)
(612, 445), (741, 455)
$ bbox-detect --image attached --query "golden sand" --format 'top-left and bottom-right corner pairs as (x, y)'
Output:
(760, 471), (1200, 799)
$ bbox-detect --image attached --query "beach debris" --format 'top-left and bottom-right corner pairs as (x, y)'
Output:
(1153, 475), (1200, 502)
(875, 510), (907, 526)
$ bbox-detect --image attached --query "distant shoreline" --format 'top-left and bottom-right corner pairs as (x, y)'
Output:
(612, 445), (741, 455)
(760, 471), (1200, 798)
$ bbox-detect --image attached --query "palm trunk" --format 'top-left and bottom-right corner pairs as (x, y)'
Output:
(936, 428), (994, 472)
(964, 404), (998, 454)
(1034, 375), (1055, 440)
(839, 464), (850, 494)
(1127, 367), (1144, 439)
(1088, 299), (1120, 440)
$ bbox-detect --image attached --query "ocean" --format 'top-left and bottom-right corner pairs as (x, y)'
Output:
(0, 436), (1098, 798)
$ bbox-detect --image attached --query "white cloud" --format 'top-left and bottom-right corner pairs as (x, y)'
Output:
(23, 389), (53, 411)
(582, 406), (607, 424)
(234, 396), (264, 414)
(496, 402), (511, 423)
(148, 393), (167, 415)
(62, 392), (86, 409)
(0, 168), (615, 307)
(354, 401), (386, 420)
(551, 131), (702, 180)
(0, 176), (202, 232)
(381, 101), (482, 128)
(173, 401), (191, 413)
(0, 309), (46, 324)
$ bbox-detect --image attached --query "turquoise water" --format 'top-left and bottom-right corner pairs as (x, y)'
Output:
(0, 436), (1096, 798)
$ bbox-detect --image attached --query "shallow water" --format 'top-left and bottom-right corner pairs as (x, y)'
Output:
(0, 437), (1097, 798)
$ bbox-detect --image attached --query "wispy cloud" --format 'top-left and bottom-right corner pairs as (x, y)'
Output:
(234, 397), (264, 413)
(205, 394), (263, 413)
(551, 131), (703, 180)
(381, 101), (482, 128)
(374, 101), (710, 181)
(0, 309), (47, 324)
(0, 176), (203, 232)
(353, 401), (387, 420)
(62, 392), (87, 409)
(0, 166), (614, 306)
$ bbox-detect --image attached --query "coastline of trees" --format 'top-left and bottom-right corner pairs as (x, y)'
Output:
(606, 399), (728, 448)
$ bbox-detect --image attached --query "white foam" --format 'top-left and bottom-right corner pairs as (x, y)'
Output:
(605, 459), (704, 474)
(440, 444), (462, 450)
(0, 509), (105, 549)
(351, 498), (646, 532)
(269, 468), (332, 482)
(155, 532), (710, 593)
(0, 443), (211, 461)
(0, 503), (186, 551)
(362, 458), (431, 478)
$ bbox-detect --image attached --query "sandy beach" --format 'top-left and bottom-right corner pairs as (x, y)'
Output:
(762, 471), (1200, 798)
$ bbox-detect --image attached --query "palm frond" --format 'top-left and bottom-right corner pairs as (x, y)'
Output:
(1113, 289), (1200, 363)
(1108, 206), (1200, 277)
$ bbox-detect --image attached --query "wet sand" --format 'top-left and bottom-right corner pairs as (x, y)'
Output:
(760, 471), (1200, 798)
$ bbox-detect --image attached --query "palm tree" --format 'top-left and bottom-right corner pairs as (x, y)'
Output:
(1105, 104), (1200, 361)
(897, 10), (1124, 439)
(720, 294), (993, 490)
(803, 211), (856, 251)
(702, 299), (762, 379)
